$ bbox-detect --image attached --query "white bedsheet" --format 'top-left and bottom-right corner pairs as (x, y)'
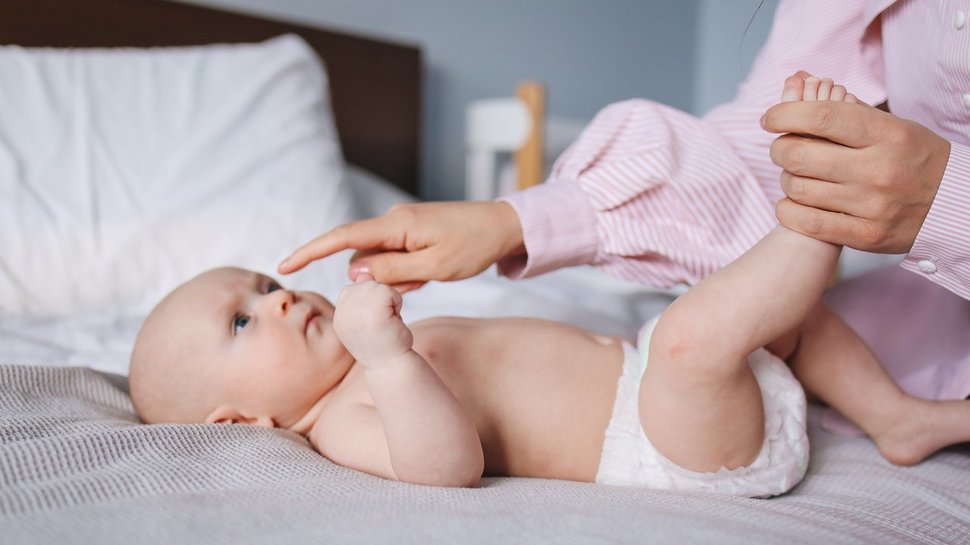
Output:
(0, 166), (676, 375)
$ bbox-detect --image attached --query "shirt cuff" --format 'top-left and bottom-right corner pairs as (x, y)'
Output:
(495, 182), (599, 279)
(900, 141), (970, 300)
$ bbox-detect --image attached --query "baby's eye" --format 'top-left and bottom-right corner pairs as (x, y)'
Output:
(266, 280), (283, 293)
(232, 313), (251, 335)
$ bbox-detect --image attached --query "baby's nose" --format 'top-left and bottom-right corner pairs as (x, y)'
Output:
(264, 288), (296, 315)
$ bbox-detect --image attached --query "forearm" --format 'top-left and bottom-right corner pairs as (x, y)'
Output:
(499, 99), (777, 286)
(363, 350), (484, 487)
(666, 225), (840, 357)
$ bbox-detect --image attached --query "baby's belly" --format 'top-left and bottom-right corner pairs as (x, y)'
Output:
(419, 319), (627, 482)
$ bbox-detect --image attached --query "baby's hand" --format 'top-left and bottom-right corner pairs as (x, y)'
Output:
(333, 272), (414, 366)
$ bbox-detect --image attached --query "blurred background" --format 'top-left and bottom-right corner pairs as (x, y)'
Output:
(178, 0), (781, 200)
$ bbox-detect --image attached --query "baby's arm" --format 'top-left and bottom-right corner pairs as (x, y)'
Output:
(321, 273), (484, 487)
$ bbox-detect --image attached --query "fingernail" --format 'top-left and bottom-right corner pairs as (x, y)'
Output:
(278, 257), (290, 270)
(759, 114), (766, 129)
(349, 263), (370, 281)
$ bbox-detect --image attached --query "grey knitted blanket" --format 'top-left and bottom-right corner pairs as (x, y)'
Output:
(1, 364), (969, 545)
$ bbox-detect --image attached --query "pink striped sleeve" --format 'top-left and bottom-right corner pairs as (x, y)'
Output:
(498, 0), (886, 288)
(704, 0), (884, 204)
(498, 99), (777, 287)
(495, 182), (599, 279)
(900, 142), (970, 300)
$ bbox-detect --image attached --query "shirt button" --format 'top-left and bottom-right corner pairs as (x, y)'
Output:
(956, 10), (967, 29)
(964, 93), (970, 108)
(917, 259), (937, 274)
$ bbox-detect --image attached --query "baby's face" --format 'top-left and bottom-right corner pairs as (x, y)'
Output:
(132, 267), (354, 428)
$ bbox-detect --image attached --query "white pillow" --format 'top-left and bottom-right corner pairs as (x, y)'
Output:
(0, 35), (357, 319)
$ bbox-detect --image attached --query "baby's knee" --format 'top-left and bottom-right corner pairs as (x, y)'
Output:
(648, 310), (727, 380)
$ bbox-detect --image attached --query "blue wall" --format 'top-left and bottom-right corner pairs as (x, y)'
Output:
(695, 0), (780, 114)
(179, 0), (781, 200)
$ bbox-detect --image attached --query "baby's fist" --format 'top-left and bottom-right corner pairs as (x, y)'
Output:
(333, 273), (414, 366)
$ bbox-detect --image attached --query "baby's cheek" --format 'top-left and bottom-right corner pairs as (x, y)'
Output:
(317, 331), (352, 367)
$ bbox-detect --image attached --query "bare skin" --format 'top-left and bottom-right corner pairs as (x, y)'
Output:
(764, 72), (951, 254)
(276, 73), (970, 473)
(314, 314), (625, 481)
(130, 75), (970, 492)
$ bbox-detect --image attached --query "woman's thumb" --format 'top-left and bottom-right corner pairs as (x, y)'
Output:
(349, 251), (433, 286)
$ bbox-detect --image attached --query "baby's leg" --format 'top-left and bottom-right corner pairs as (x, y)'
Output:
(789, 305), (970, 465)
(636, 73), (860, 473)
(772, 72), (970, 465)
(639, 225), (840, 472)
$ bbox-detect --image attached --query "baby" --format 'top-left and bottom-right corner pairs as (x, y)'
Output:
(129, 77), (970, 497)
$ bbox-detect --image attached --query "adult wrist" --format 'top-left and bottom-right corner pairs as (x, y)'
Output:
(493, 200), (525, 261)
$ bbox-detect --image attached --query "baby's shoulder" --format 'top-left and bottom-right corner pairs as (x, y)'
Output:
(308, 390), (373, 448)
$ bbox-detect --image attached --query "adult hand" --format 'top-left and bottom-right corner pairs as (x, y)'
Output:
(277, 201), (525, 292)
(762, 96), (951, 253)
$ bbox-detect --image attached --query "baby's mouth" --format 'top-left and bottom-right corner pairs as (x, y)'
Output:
(304, 309), (320, 335)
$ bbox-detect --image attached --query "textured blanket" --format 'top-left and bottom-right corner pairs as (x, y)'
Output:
(1, 364), (969, 545)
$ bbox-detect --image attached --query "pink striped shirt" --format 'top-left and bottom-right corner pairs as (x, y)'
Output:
(498, 0), (970, 416)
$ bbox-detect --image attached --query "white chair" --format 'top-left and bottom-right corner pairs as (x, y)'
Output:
(464, 82), (545, 201)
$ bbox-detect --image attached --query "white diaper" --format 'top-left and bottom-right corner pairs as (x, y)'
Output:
(595, 317), (809, 498)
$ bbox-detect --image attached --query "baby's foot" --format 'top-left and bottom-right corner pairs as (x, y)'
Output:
(781, 71), (859, 104)
(869, 397), (970, 466)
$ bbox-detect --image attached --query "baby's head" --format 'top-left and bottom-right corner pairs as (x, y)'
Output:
(129, 267), (354, 430)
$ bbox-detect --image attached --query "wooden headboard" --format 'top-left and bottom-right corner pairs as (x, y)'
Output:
(0, 0), (422, 196)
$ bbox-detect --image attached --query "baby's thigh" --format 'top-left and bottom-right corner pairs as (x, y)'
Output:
(637, 315), (766, 473)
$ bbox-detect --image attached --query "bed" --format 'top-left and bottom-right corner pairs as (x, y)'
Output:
(1, 1), (969, 544)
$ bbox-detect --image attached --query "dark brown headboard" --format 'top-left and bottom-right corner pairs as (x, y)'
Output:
(0, 0), (422, 195)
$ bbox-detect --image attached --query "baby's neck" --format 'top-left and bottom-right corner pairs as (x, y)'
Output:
(286, 397), (327, 436)
(284, 362), (362, 436)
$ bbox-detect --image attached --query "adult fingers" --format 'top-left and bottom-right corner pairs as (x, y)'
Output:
(761, 101), (876, 147)
(779, 171), (852, 212)
(769, 132), (868, 185)
(390, 280), (427, 294)
(278, 217), (404, 274)
(775, 197), (874, 248)
(350, 249), (442, 287)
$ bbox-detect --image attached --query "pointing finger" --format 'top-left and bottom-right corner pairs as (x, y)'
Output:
(278, 217), (405, 274)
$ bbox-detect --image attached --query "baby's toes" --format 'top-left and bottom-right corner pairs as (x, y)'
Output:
(781, 72), (808, 102)
(802, 76), (821, 101)
(830, 84), (847, 102)
(816, 78), (835, 101)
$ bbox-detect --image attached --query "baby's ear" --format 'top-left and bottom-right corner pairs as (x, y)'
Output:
(205, 404), (243, 425)
(204, 405), (277, 428)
